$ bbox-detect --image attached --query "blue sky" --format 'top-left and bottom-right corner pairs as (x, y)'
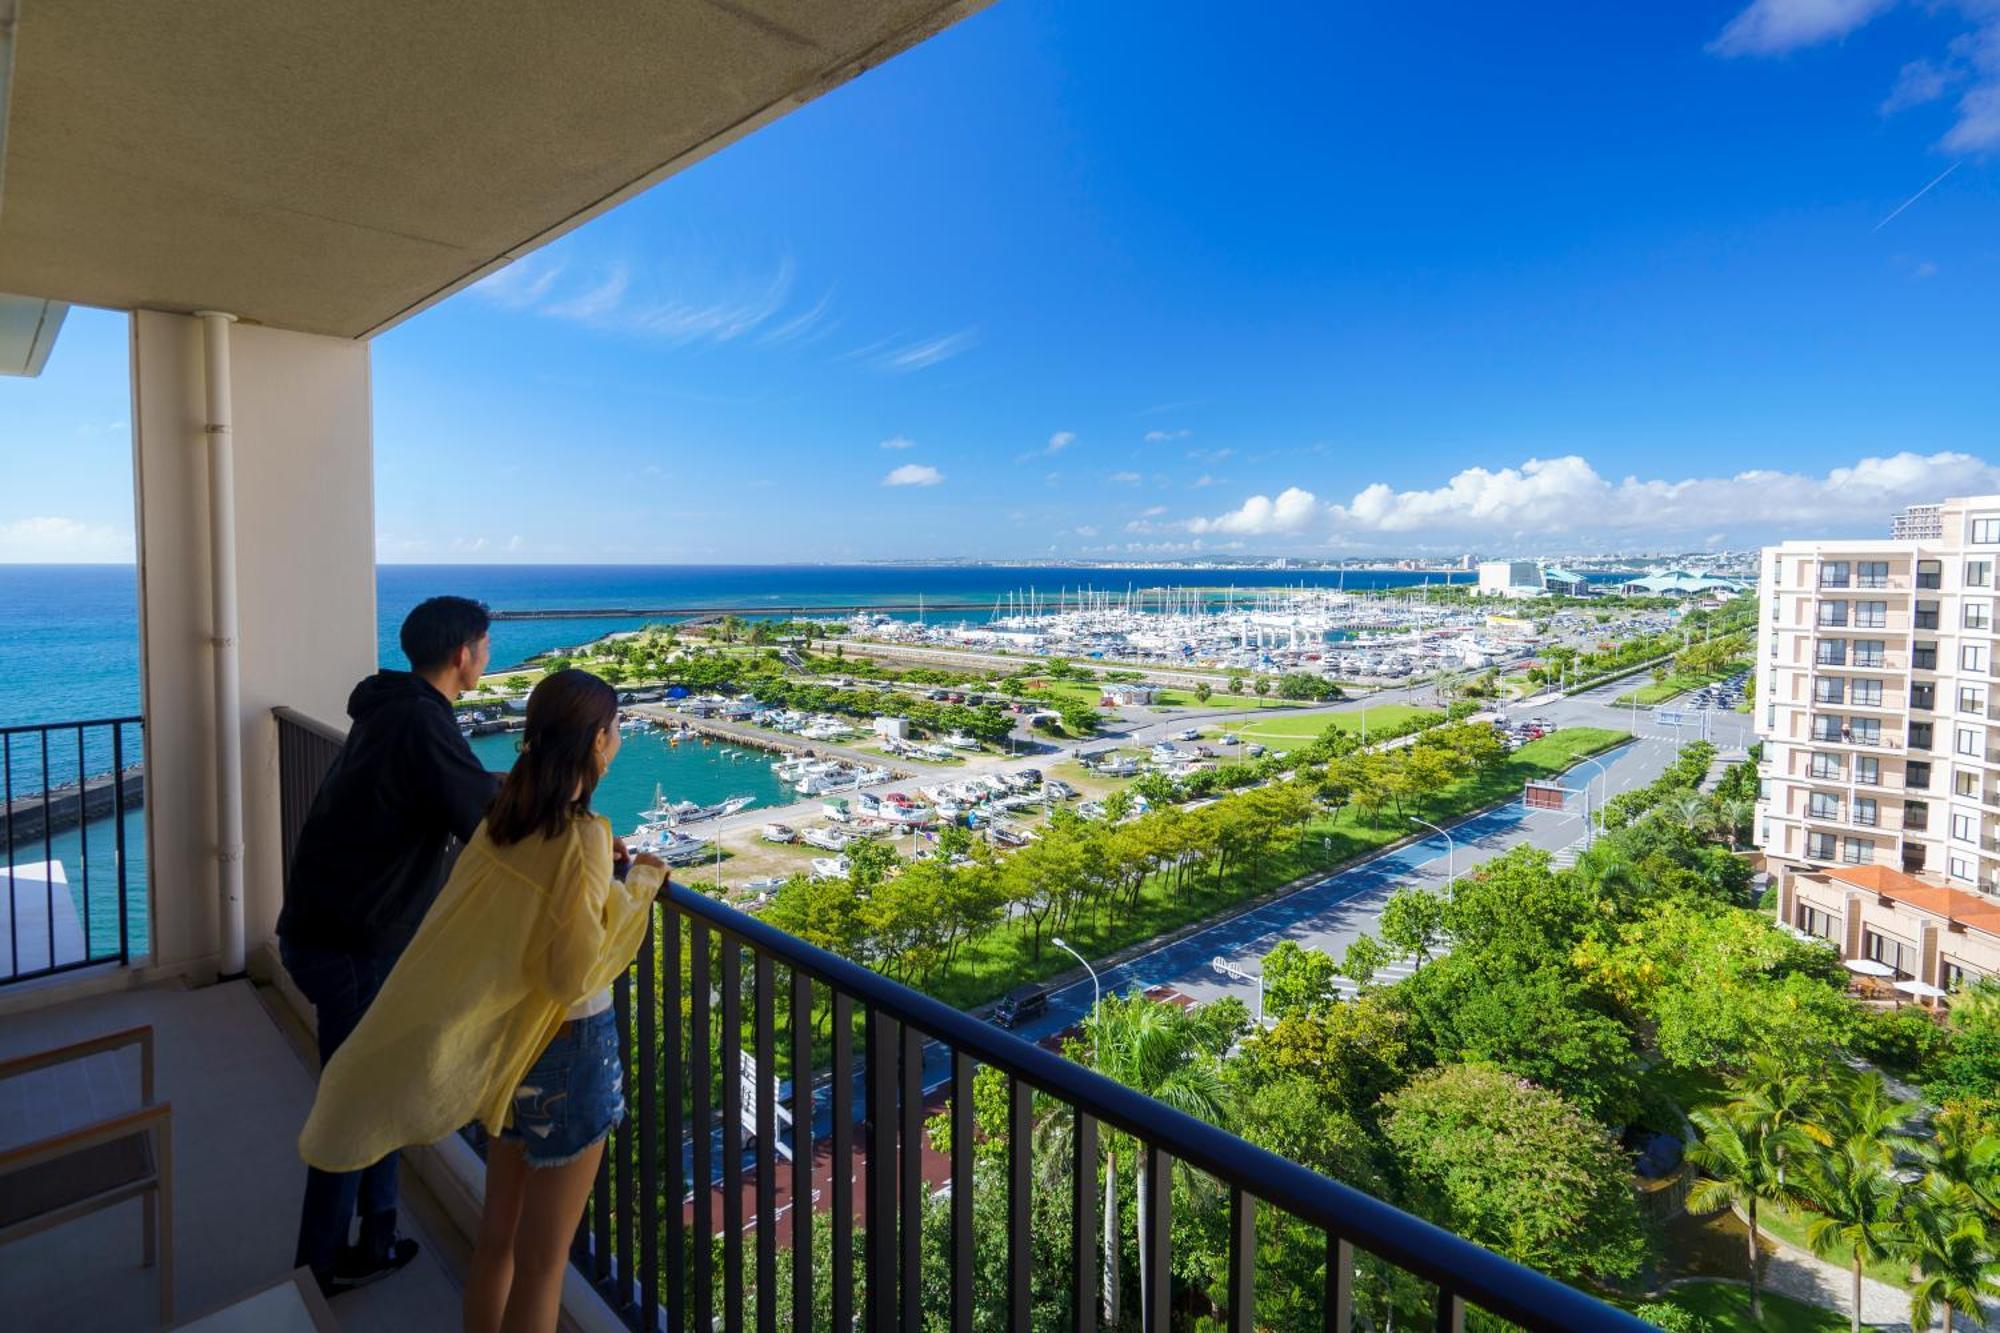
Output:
(4, 0), (1999, 563)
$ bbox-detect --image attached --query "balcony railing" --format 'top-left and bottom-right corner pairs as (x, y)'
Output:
(274, 709), (1648, 1331)
(2, 716), (144, 987)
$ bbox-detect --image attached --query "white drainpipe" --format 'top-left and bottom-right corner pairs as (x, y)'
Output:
(197, 311), (246, 977)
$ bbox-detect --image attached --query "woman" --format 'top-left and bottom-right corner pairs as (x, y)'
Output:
(299, 669), (667, 1333)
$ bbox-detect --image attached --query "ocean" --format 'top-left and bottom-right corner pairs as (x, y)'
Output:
(2, 560), (1480, 962)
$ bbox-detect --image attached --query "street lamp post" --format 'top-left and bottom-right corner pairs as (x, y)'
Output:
(1408, 815), (1456, 885)
(1051, 937), (1101, 1055)
(1209, 955), (1266, 1026)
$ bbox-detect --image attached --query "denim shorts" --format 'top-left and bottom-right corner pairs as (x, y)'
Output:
(501, 1010), (624, 1167)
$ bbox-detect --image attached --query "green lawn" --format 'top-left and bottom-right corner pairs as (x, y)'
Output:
(921, 726), (1629, 1010)
(1209, 704), (1440, 746)
(1628, 1281), (1847, 1332)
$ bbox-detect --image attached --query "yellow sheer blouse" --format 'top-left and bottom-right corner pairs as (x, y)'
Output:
(298, 813), (662, 1172)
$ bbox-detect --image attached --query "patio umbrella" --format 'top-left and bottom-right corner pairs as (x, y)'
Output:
(1843, 959), (1896, 977)
(1894, 979), (1947, 1000)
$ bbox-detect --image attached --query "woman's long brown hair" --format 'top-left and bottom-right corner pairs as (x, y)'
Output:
(485, 669), (619, 845)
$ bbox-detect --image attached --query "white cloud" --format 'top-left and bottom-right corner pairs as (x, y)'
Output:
(1047, 431), (1076, 454)
(1943, 81), (2000, 150)
(882, 464), (944, 487)
(0, 516), (133, 562)
(1190, 474), (1218, 489)
(1882, 58), (1959, 112)
(1175, 450), (2000, 547)
(1186, 487), (1323, 536)
(1074, 526), (1100, 538)
(1140, 505), (1167, 517)
(878, 329), (978, 372)
(1144, 428), (1192, 443)
(1710, 0), (1894, 56)
(472, 253), (806, 345)
(1108, 471), (1143, 484)
(880, 435), (918, 450)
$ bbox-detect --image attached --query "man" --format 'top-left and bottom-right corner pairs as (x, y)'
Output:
(278, 595), (502, 1295)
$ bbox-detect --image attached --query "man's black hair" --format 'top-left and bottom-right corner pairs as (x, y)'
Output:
(400, 596), (491, 673)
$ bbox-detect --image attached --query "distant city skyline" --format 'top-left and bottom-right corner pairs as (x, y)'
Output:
(3, 0), (1997, 564)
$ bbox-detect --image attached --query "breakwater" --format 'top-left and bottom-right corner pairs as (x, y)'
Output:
(4, 767), (146, 842)
(490, 602), (994, 622)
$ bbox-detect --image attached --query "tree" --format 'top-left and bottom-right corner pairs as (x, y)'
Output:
(1226, 672), (1245, 696)
(1193, 680), (1213, 704)
(1056, 701), (1101, 738)
(1801, 1077), (1906, 1333)
(1686, 1100), (1811, 1321)
(1378, 887), (1446, 969)
(1262, 940), (1340, 1021)
(598, 662), (628, 687)
(503, 673), (531, 695)
(1252, 676), (1271, 698)
(1381, 1063), (1648, 1283)
(1900, 1173), (2000, 1333)
(1081, 994), (1233, 1328)
(1339, 934), (1390, 989)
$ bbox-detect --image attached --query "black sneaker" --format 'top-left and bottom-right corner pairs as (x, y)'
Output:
(322, 1237), (421, 1296)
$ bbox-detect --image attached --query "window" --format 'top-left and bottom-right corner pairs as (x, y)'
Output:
(1952, 811), (1976, 842)
(1810, 792), (1841, 820)
(1855, 601), (1888, 628)
(1968, 602), (1992, 631)
(1914, 642), (1938, 671)
(1765, 701), (1776, 730)
(1843, 837), (1871, 864)
(1972, 518), (2000, 545)
(1918, 560), (1942, 590)
(1820, 561), (1851, 588)
(1960, 686), (1987, 715)
(1807, 831), (1837, 860)
(1852, 679), (1883, 707)
(1855, 755), (1879, 785)
(1797, 903), (1840, 940)
(1907, 764), (1932, 792)
(1912, 683), (1936, 711)
(1906, 844), (1928, 873)
(1851, 718), (1882, 746)
(1813, 716), (1844, 742)
(1957, 727), (1982, 757)
(1815, 677), (1845, 704)
(1947, 960), (1984, 991)
(1957, 770), (1980, 797)
(1915, 601), (1939, 630)
(1809, 752), (1844, 780)
(1854, 640), (1887, 668)
(1906, 799), (1930, 830)
(1857, 561), (1889, 589)
(1819, 602), (1849, 627)
(1965, 643), (1991, 673)
(1909, 722), (1933, 751)
(1864, 929), (1913, 977)
(1817, 640), (1848, 666)
(1951, 855), (1974, 884)
(1969, 560), (1993, 589)
(1854, 797), (1878, 827)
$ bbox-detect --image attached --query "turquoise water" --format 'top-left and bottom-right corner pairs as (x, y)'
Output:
(466, 726), (795, 841)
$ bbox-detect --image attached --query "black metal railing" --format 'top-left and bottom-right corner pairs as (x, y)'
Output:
(1, 716), (144, 985)
(272, 706), (1647, 1331)
(567, 885), (1650, 1332)
(275, 707), (347, 873)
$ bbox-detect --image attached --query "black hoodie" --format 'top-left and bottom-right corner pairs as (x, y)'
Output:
(277, 671), (502, 957)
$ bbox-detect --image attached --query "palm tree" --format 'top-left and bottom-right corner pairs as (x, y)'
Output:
(1802, 1137), (1900, 1333)
(1686, 1101), (1812, 1322)
(1922, 1105), (2000, 1227)
(1716, 796), (1754, 849)
(1664, 792), (1709, 834)
(1900, 1174), (2000, 1333)
(1081, 993), (1232, 1327)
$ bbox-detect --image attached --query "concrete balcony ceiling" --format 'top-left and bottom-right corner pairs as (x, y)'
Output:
(0, 0), (988, 338)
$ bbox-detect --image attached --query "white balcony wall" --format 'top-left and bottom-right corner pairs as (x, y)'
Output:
(131, 312), (376, 976)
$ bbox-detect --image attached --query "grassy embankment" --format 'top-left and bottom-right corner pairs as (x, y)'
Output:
(922, 726), (1627, 1011)
(1620, 1282), (1846, 1333)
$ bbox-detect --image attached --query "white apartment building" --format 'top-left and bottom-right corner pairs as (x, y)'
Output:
(1756, 495), (2000, 896)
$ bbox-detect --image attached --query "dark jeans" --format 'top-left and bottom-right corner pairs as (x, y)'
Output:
(282, 939), (402, 1278)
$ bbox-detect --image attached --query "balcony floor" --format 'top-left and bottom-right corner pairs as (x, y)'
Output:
(0, 978), (461, 1331)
